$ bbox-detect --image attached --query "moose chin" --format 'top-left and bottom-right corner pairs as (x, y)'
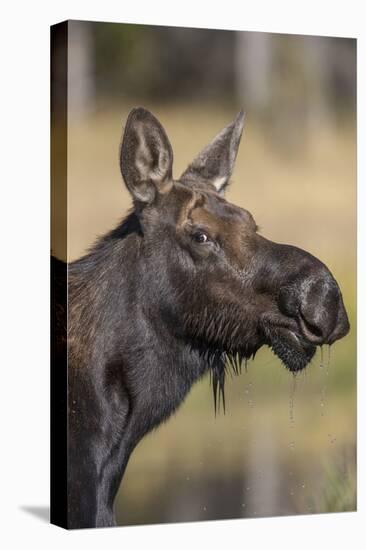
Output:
(52, 107), (349, 529)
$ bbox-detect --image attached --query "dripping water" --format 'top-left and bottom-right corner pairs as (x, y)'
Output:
(319, 345), (331, 417)
(288, 374), (298, 501)
(288, 373), (297, 453)
(244, 381), (254, 410)
(289, 374), (297, 427)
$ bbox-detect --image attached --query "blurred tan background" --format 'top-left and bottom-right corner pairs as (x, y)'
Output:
(53, 21), (356, 525)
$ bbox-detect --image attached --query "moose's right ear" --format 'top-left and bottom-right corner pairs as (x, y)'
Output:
(180, 110), (245, 195)
(120, 107), (174, 204)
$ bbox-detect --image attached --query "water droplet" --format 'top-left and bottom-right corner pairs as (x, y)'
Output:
(186, 476), (190, 481)
(289, 376), (297, 426)
(246, 486), (251, 491)
(319, 346), (324, 368)
(241, 503), (246, 508)
(301, 483), (306, 489)
(203, 506), (207, 511)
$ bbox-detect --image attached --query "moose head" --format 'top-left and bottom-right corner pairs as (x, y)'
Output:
(120, 107), (350, 404)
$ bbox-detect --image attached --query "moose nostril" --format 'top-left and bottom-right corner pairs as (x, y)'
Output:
(296, 276), (343, 344)
(280, 276), (347, 346)
(298, 311), (325, 344)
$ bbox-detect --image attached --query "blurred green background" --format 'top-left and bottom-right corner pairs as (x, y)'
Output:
(54, 21), (356, 525)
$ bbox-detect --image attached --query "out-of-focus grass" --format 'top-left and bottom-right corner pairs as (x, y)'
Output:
(61, 103), (356, 525)
(306, 445), (356, 514)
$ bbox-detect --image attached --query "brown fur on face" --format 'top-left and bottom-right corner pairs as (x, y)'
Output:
(161, 181), (259, 275)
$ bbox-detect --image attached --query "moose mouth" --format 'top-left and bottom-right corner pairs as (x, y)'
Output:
(261, 320), (317, 372)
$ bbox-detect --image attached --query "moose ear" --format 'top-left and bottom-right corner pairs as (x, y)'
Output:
(120, 107), (174, 204)
(180, 110), (245, 194)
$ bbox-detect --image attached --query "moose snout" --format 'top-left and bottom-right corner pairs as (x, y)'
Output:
(279, 275), (350, 346)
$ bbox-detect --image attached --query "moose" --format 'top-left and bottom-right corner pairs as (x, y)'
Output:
(52, 107), (349, 529)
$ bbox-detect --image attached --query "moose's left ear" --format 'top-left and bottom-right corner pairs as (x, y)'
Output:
(180, 110), (245, 194)
(120, 107), (174, 204)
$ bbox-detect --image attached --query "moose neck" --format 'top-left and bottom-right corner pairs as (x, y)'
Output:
(68, 212), (212, 425)
(67, 213), (217, 527)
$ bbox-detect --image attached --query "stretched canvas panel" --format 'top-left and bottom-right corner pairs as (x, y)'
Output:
(51, 20), (357, 529)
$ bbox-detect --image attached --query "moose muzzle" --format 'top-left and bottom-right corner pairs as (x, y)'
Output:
(256, 237), (350, 371)
(279, 274), (349, 346)
(277, 252), (350, 347)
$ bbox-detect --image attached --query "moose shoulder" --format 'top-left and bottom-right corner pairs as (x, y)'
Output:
(55, 107), (349, 529)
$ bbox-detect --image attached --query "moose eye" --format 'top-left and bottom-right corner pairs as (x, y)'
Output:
(192, 231), (209, 244)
